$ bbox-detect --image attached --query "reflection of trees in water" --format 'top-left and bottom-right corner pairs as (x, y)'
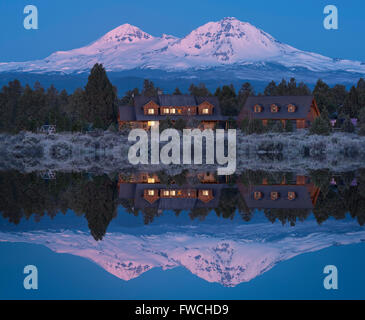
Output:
(1, 170), (365, 240)
(0, 171), (118, 241)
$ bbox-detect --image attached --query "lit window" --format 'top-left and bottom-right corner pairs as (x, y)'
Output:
(147, 178), (155, 184)
(170, 190), (176, 196)
(148, 190), (155, 196)
(288, 104), (296, 113)
(202, 190), (209, 196)
(170, 108), (176, 114)
(148, 121), (157, 127)
(271, 104), (279, 113)
(288, 191), (296, 200)
(254, 191), (262, 200)
(270, 191), (279, 200)
(254, 105), (262, 113)
(148, 108), (155, 115)
(164, 108), (170, 114)
(202, 108), (209, 114)
(163, 190), (170, 196)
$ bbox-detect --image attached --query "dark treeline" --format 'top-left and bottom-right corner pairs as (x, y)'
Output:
(0, 64), (118, 133)
(1, 170), (364, 240)
(1, 63), (365, 133)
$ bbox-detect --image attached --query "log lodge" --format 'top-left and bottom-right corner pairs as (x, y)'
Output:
(237, 96), (320, 129)
(118, 94), (228, 130)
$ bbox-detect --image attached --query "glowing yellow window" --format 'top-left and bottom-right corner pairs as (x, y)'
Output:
(202, 108), (209, 114)
(270, 191), (279, 200)
(254, 191), (263, 200)
(288, 104), (296, 113)
(170, 190), (176, 196)
(254, 105), (262, 113)
(170, 108), (176, 114)
(148, 190), (155, 196)
(147, 178), (155, 184)
(288, 191), (296, 200)
(148, 121), (157, 127)
(148, 109), (155, 115)
(202, 190), (209, 196)
(164, 108), (170, 114)
(271, 104), (279, 113)
(163, 190), (170, 196)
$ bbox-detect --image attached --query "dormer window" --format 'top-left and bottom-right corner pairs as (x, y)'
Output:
(254, 191), (263, 200)
(148, 190), (155, 196)
(163, 190), (170, 196)
(202, 108), (209, 114)
(170, 108), (176, 114)
(270, 191), (279, 200)
(148, 108), (155, 115)
(170, 190), (176, 196)
(288, 191), (296, 200)
(271, 104), (279, 113)
(254, 105), (263, 113)
(288, 104), (296, 113)
(163, 108), (170, 114)
(147, 178), (155, 184)
(202, 190), (209, 196)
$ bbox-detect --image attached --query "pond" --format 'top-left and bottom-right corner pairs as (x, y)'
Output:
(0, 169), (364, 299)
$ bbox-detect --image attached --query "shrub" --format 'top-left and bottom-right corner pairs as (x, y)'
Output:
(310, 116), (331, 135)
(247, 119), (265, 134)
(240, 118), (249, 132)
(272, 120), (284, 133)
(358, 124), (365, 136)
(285, 120), (294, 132)
(341, 116), (355, 133)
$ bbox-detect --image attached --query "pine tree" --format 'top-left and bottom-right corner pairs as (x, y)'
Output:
(84, 63), (117, 129)
(264, 81), (278, 96)
(173, 87), (182, 95)
(357, 78), (365, 109)
(342, 86), (359, 118)
(188, 83), (211, 97)
(238, 82), (254, 108)
(341, 116), (355, 133)
(215, 84), (238, 116)
(142, 79), (159, 97)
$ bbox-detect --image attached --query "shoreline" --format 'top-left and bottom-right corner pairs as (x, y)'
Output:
(1, 130), (365, 174)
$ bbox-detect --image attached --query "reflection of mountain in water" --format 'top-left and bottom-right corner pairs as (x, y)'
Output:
(1, 220), (364, 287)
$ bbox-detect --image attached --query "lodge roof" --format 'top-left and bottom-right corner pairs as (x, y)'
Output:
(119, 183), (226, 210)
(237, 184), (314, 209)
(119, 95), (227, 121)
(238, 95), (315, 121)
(118, 105), (136, 121)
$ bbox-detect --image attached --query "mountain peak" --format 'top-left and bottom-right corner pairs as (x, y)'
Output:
(100, 23), (153, 43)
(173, 17), (288, 62)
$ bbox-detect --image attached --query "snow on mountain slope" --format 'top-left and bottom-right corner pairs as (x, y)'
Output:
(1, 220), (364, 287)
(1, 17), (365, 76)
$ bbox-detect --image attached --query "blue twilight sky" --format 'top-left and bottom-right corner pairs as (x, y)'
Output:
(0, 0), (364, 62)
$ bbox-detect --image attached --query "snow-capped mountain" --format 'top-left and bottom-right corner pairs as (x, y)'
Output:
(1, 17), (365, 79)
(1, 220), (364, 287)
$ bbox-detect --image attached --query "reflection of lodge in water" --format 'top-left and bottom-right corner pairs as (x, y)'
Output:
(118, 172), (227, 210)
(238, 175), (320, 210)
(118, 172), (320, 212)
